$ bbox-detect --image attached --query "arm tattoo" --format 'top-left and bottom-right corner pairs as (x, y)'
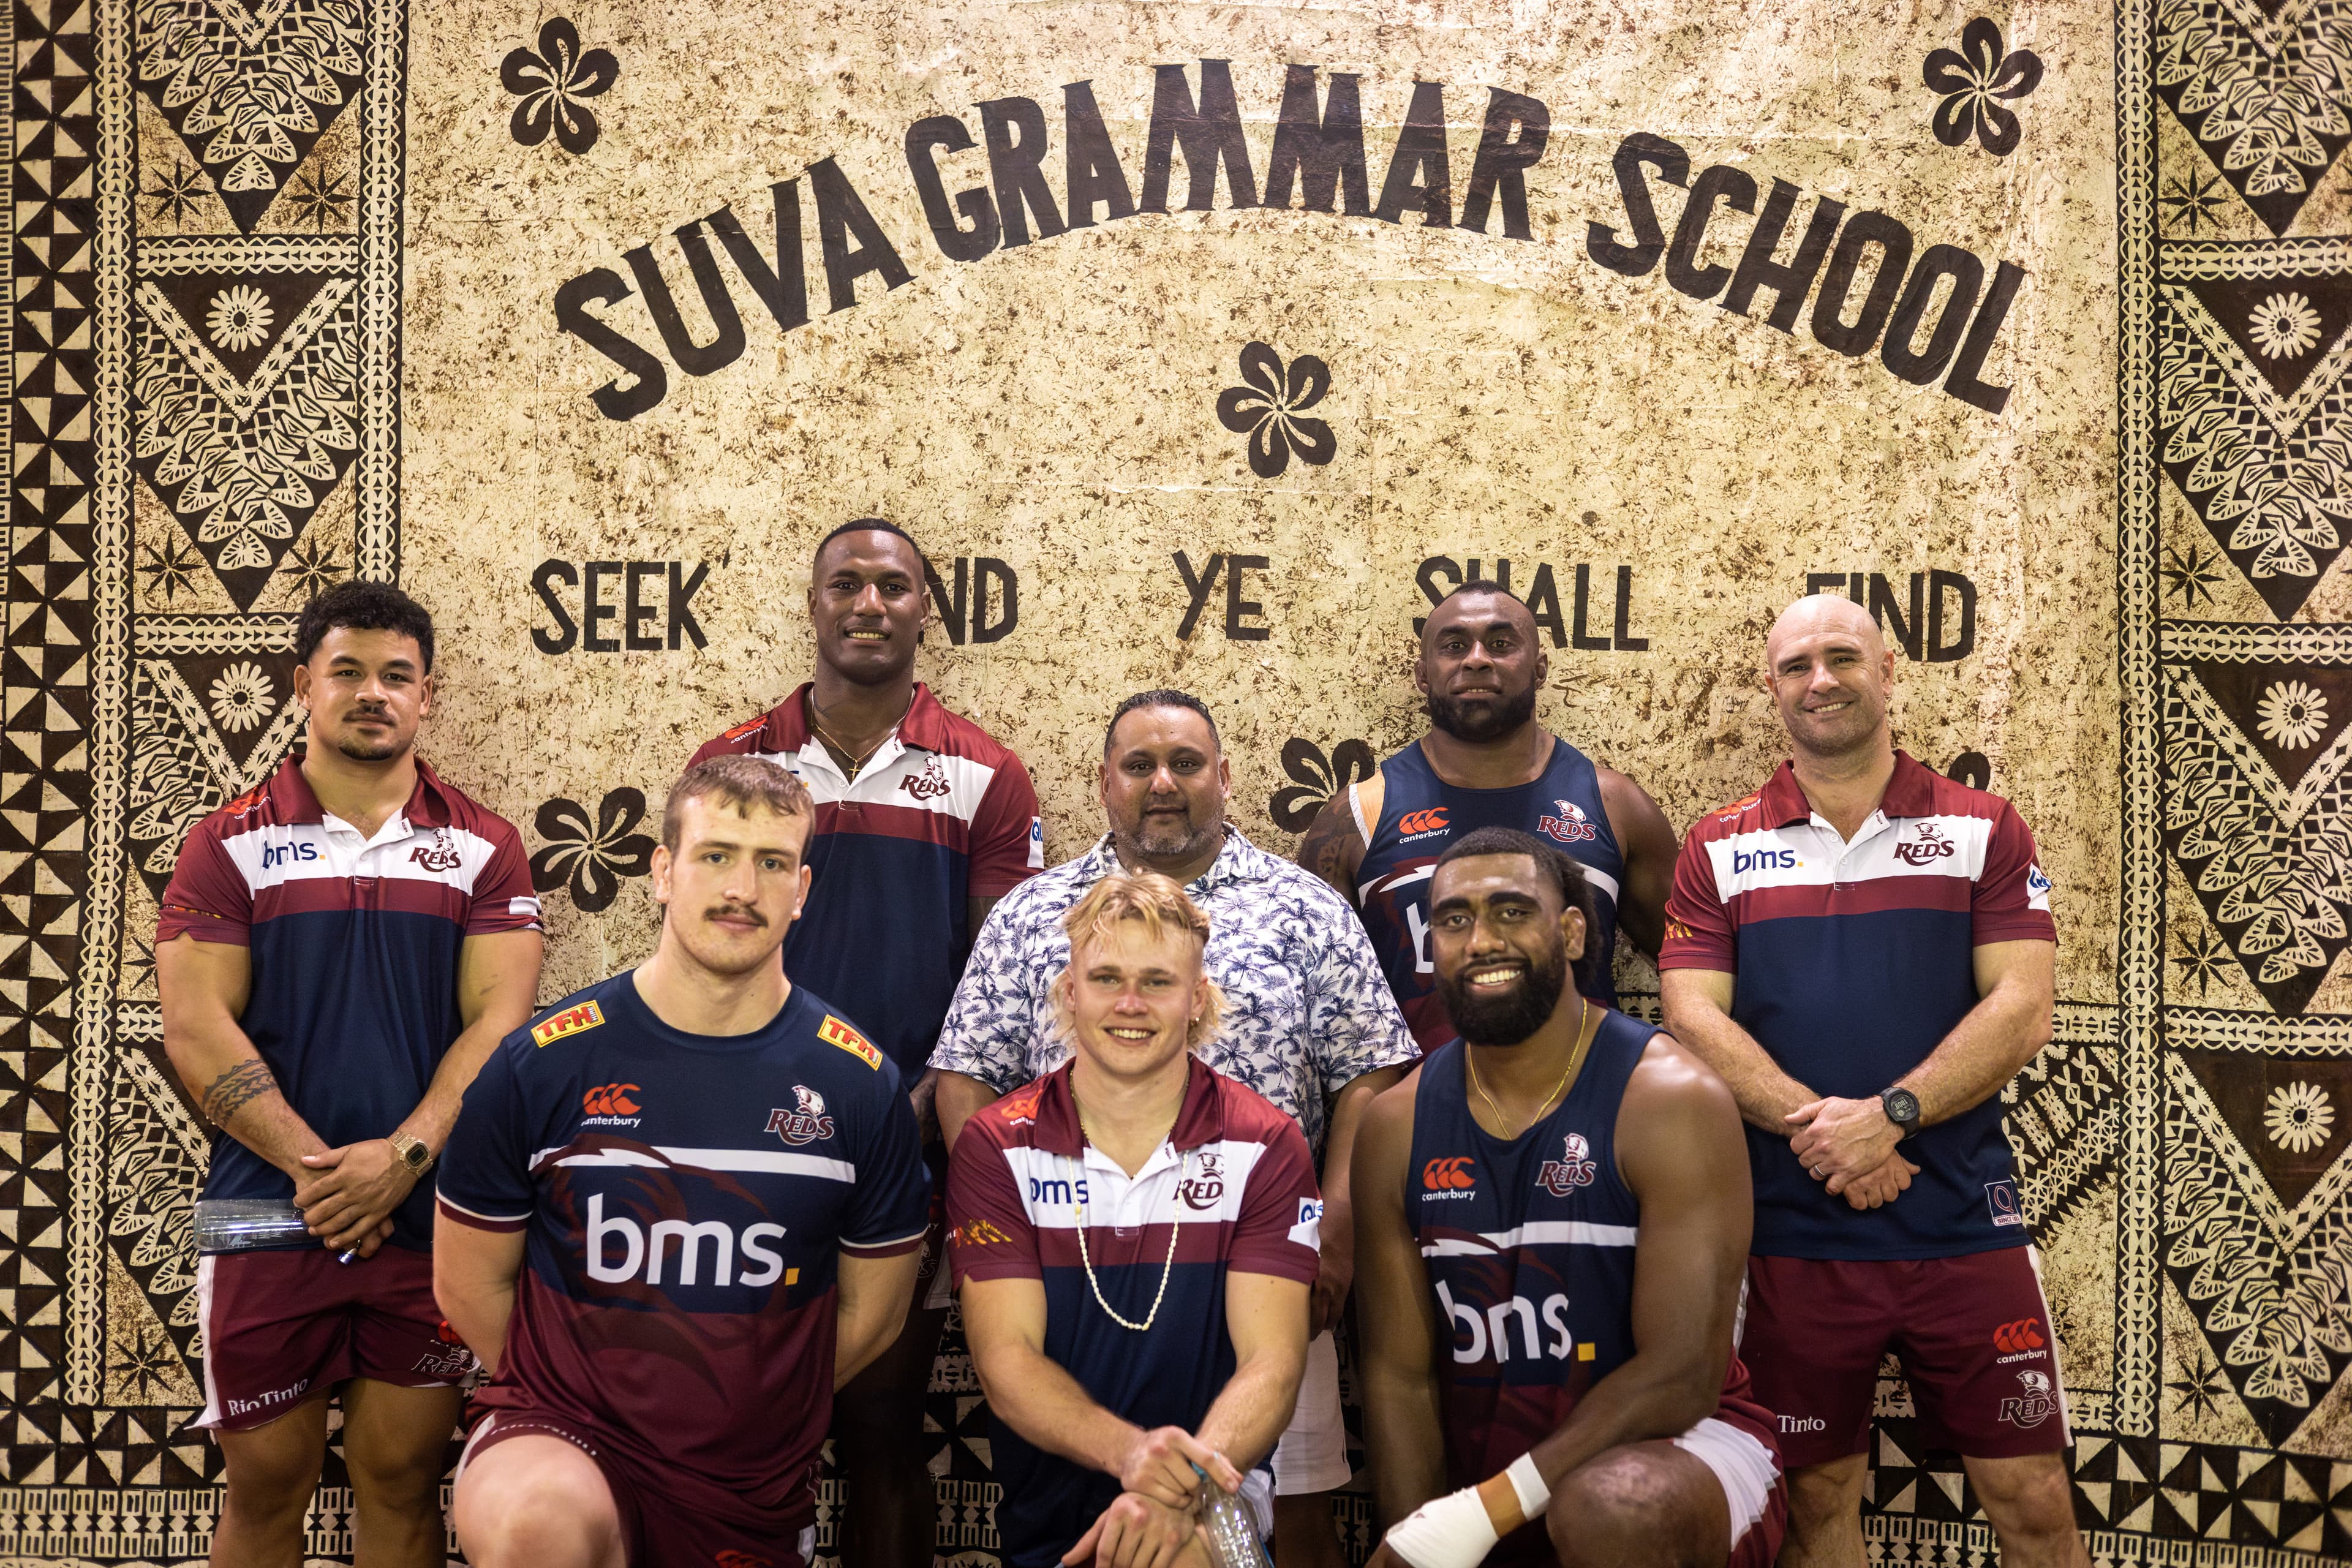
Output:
(1294, 796), (1365, 907)
(200, 1058), (281, 1128)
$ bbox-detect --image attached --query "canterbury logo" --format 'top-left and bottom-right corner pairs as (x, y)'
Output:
(1423, 1156), (1476, 1190)
(1398, 809), (1451, 836)
(582, 1083), (641, 1117)
(1992, 1319), (2045, 1354)
(1665, 920), (1696, 943)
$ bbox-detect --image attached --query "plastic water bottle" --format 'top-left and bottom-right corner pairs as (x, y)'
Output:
(1192, 1466), (1272, 1568)
(192, 1199), (318, 1255)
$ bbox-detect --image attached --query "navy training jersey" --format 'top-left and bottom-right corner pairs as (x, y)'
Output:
(692, 682), (1044, 1075)
(1409, 1012), (1773, 1568)
(159, 750), (541, 1250)
(1660, 755), (2056, 1259)
(435, 973), (930, 1523)
(1358, 737), (1626, 1049)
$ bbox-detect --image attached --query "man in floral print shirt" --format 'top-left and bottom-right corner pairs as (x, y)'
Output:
(933, 688), (1417, 1568)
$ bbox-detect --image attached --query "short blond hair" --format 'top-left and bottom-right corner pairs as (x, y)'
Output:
(1050, 870), (1225, 1053)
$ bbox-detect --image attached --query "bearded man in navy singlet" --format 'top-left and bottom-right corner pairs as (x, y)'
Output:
(1297, 581), (1678, 1049)
(1353, 828), (1785, 1568)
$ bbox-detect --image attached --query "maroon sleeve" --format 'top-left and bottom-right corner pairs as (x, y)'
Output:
(1972, 801), (2057, 946)
(1228, 1115), (1321, 1285)
(968, 750), (1043, 898)
(1657, 829), (1736, 971)
(946, 1112), (1041, 1286)
(156, 824), (252, 947)
(467, 818), (544, 936)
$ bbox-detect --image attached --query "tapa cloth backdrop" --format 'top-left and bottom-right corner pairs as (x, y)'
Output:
(1, 0), (2348, 1560)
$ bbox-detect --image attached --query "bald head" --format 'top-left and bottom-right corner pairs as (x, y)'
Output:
(1765, 593), (1885, 673)
(1762, 592), (1894, 763)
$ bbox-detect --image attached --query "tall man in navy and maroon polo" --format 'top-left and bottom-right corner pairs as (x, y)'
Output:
(1296, 580), (1680, 1047)
(690, 517), (1042, 1568)
(157, 581), (545, 1568)
(1659, 594), (2083, 1568)
(436, 756), (930, 1568)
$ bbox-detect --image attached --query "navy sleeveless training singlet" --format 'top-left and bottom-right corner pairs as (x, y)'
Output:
(1407, 1010), (1771, 1568)
(1358, 738), (1625, 1050)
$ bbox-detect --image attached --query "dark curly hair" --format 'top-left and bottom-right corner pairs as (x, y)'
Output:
(293, 580), (435, 671)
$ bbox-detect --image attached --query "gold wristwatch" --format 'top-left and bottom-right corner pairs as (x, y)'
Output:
(390, 1130), (434, 1177)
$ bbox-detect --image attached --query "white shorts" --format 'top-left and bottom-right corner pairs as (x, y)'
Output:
(1270, 1331), (1349, 1495)
(1671, 1415), (1779, 1548)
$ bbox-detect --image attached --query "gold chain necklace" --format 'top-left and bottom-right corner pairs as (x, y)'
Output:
(1071, 1096), (1189, 1333)
(1466, 995), (1592, 1139)
(804, 692), (906, 783)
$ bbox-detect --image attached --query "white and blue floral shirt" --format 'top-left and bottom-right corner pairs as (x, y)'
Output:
(929, 828), (1418, 1153)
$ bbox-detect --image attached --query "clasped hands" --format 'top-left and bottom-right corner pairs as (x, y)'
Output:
(1785, 1096), (1918, 1210)
(292, 1137), (413, 1257)
(1063, 1426), (1245, 1568)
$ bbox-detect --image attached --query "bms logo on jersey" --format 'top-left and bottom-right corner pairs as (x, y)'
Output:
(765, 1085), (835, 1145)
(1537, 799), (1598, 846)
(1290, 1197), (1323, 1249)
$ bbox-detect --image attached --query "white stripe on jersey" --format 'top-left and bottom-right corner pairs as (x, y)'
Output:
(1359, 851), (1621, 905)
(221, 820), (507, 896)
(999, 1139), (1266, 1229)
(1420, 1219), (1640, 1257)
(1700, 812), (1995, 899)
(742, 742), (1001, 819)
(437, 1192), (532, 1226)
(532, 1144), (858, 1183)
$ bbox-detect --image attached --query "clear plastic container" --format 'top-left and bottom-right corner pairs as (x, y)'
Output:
(1193, 1469), (1272, 1568)
(193, 1198), (318, 1254)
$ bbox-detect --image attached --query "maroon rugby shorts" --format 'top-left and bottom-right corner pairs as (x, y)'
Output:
(194, 1243), (470, 1431)
(459, 1403), (816, 1568)
(1741, 1248), (2070, 1469)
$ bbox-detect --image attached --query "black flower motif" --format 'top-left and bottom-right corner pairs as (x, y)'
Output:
(501, 17), (619, 156)
(2160, 170), (2231, 236)
(1216, 343), (1336, 480)
(1269, 737), (1375, 834)
(2161, 541), (2225, 608)
(285, 162), (355, 232)
(530, 788), (656, 913)
(136, 535), (205, 604)
(2172, 923), (2235, 998)
(282, 533), (348, 602)
(142, 159), (211, 228)
(1923, 18), (2043, 157)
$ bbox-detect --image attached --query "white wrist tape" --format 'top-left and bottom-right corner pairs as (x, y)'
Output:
(1504, 1453), (1551, 1521)
(1382, 1486), (1499, 1568)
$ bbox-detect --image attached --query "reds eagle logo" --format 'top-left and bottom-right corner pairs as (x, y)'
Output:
(765, 1085), (836, 1146)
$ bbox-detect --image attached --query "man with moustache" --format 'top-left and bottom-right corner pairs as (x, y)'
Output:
(1659, 595), (2078, 1568)
(437, 756), (931, 1568)
(932, 690), (1414, 1568)
(692, 518), (1042, 1568)
(949, 872), (1319, 1568)
(157, 581), (545, 1568)
(1352, 828), (1785, 1568)
(1295, 580), (1679, 1050)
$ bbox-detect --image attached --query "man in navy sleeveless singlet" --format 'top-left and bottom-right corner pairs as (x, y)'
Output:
(1297, 581), (1679, 1052)
(1354, 829), (1785, 1568)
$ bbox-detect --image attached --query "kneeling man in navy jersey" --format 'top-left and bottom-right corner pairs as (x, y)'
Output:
(1354, 828), (1786, 1568)
(434, 756), (931, 1568)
